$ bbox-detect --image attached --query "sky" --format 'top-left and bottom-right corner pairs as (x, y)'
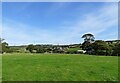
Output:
(2, 2), (118, 46)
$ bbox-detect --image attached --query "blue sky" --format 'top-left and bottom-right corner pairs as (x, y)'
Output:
(2, 2), (118, 45)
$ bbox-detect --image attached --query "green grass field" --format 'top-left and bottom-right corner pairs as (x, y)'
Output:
(2, 53), (118, 81)
(0, 55), (2, 82)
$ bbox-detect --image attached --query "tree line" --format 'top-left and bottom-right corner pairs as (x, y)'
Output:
(81, 33), (120, 56)
(0, 33), (120, 56)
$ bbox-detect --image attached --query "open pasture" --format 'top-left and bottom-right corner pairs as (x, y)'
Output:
(2, 53), (118, 81)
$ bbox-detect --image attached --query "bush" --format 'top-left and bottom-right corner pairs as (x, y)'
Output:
(36, 48), (45, 53)
(91, 40), (112, 56)
(112, 43), (120, 56)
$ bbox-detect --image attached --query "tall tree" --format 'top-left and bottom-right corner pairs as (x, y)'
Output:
(0, 38), (5, 43)
(2, 42), (9, 53)
(82, 33), (95, 43)
(0, 38), (10, 53)
(81, 33), (95, 53)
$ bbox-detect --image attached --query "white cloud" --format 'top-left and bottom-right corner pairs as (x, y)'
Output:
(3, 19), (54, 45)
(45, 2), (70, 17)
(2, 3), (118, 45)
(62, 3), (118, 40)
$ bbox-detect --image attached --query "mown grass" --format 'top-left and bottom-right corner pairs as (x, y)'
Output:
(66, 47), (81, 51)
(0, 55), (2, 82)
(2, 53), (118, 81)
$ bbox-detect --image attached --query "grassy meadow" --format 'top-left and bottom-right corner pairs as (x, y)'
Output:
(0, 55), (2, 82)
(2, 53), (118, 81)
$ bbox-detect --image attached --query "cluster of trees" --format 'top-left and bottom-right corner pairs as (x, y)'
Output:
(26, 44), (67, 53)
(0, 38), (10, 53)
(1, 34), (120, 56)
(81, 34), (120, 56)
(0, 38), (24, 53)
(0, 38), (81, 54)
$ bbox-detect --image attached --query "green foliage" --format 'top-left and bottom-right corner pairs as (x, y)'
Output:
(92, 40), (112, 56)
(26, 44), (35, 53)
(81, 33), (95, 54)
(52, 47), (64, 53)
(112, 42), (120, 56)
(2, 53), (118, 81)
(2, 42), (10, 53)
(82, 33), (95, 43)
(66, 47), (81, 54)
(36, 47), (45, 53)
(81, 41), (93, 51)
(7, 46), (28, 53)
(81, 40), (114, 56)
